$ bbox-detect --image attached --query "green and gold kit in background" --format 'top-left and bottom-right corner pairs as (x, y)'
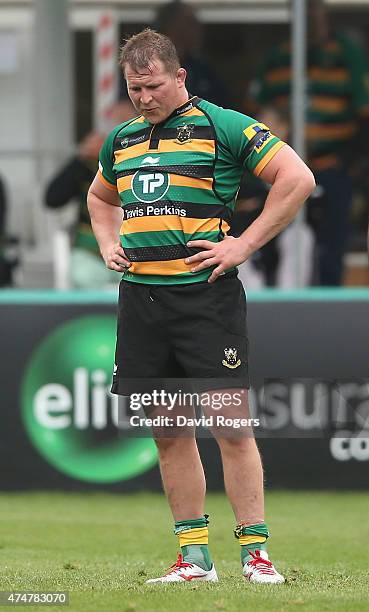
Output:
(253, 35), (369, 171)
(98, 96), (285, 284)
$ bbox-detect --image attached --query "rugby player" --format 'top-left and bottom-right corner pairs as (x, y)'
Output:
(87, 29), (315, 585)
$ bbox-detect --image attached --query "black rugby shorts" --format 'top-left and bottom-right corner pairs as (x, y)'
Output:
(111, 271), (249, 394)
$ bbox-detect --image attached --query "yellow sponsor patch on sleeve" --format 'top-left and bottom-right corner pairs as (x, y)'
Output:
(243, 122), (270, 142)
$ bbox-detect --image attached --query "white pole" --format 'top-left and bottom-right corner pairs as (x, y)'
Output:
(33, 0), (73, 289)
(53, 230), (71, 290)
(33, 0), (73, 182)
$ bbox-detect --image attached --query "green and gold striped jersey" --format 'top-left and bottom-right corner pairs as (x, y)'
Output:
(98, 96), (285, 285)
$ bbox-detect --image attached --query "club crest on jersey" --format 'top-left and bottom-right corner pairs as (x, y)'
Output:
(222, 347), (241, 369)
(175, 123), (195, 144)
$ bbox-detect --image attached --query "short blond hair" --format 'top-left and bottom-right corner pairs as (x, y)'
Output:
(119, 28), (180, 77)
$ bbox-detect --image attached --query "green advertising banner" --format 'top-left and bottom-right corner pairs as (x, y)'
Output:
(0, 289), (368, 490)
(21, 315), (157, 483)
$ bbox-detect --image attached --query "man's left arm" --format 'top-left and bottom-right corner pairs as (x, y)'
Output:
(186, 145), (315, 283)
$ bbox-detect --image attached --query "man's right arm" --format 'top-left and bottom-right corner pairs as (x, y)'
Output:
(87, 173), (131, 271)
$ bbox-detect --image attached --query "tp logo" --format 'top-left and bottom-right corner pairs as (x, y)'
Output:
(21, 315), (157, 483)
(139, 173), (165, 194)
(132, 169), (169, 203)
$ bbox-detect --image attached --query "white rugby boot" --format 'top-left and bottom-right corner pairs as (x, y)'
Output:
(146, 553), (218, 583)
(242, 549), (285, 584)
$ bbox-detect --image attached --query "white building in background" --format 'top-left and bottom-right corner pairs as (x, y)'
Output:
(0, 0), (290, 287)
(0, 0), (365, 287)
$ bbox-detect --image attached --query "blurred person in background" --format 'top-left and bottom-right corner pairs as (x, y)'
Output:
(0, 176), (8, 285)
(155, 0), (233, 108)
(0, 175), (17, 287)
(231, 106), (314, 288)
(45, 100), (136, 289)
(249, 0), (369, 286)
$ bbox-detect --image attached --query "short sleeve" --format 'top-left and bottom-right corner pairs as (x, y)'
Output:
(241, 121), (286, 176)
(219, 109), (286, 177)
(98, 130), (118, 190)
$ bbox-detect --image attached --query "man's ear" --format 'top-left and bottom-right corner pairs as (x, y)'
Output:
(177, 67), (187, 86)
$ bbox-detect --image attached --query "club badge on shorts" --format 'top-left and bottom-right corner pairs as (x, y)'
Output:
(222, 347), (241, 369)
(175, 123), (195, 144)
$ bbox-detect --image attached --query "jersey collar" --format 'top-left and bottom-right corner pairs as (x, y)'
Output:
(170, 95), (200, 118)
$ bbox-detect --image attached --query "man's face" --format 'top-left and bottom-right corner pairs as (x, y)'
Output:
(125, 59), (187, 124)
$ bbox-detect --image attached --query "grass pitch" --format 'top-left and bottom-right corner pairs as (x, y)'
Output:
(0, 491), (368, 611)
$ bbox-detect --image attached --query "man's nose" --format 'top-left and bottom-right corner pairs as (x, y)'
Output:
(140, 90), (153, 105)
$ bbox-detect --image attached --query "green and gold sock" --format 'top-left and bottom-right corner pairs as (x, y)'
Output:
(174, 515), (213, 571)
(234, 522), (269, 565)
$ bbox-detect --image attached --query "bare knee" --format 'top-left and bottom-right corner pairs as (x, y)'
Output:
(154, 435), (196, 455)
(216, 434), (258, 456)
